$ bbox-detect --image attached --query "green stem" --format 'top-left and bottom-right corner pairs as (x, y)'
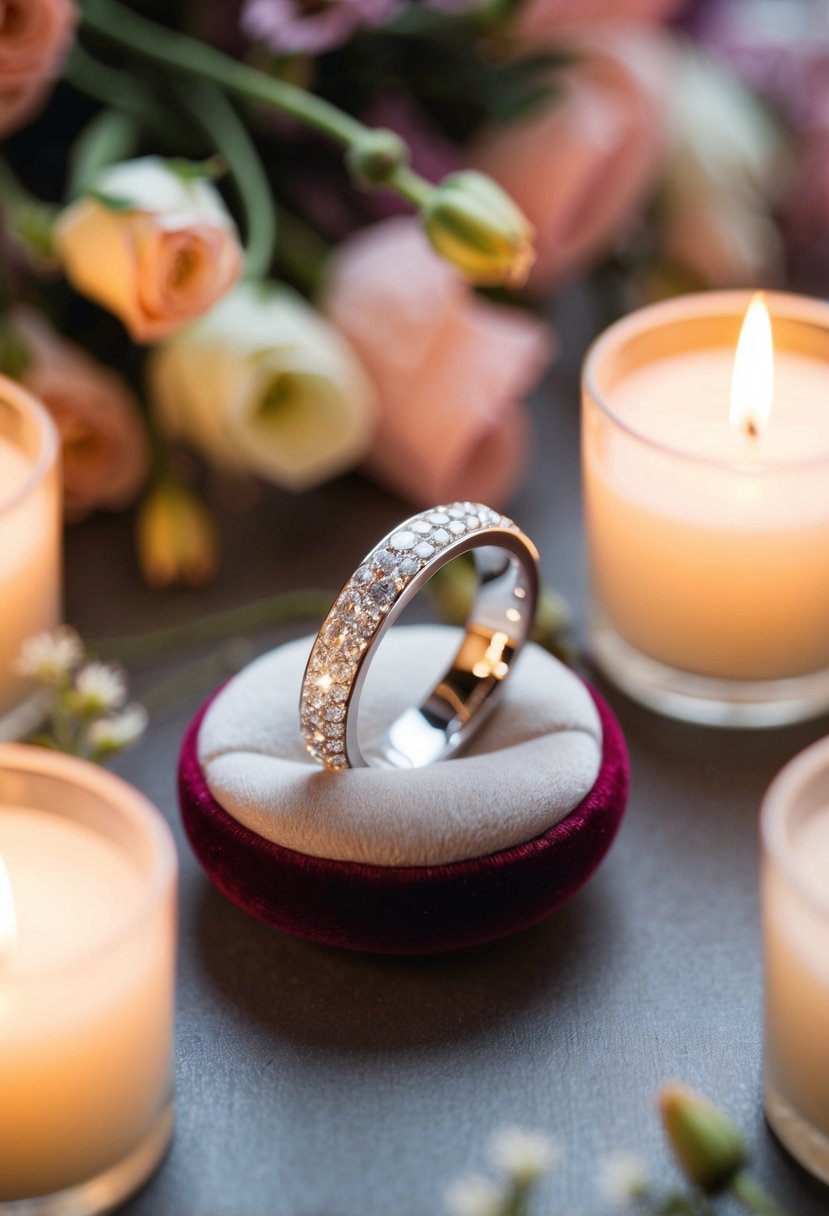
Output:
(67, 108), (140, 198)
(730, 1172), (791, 1216)
(78, 0), (435, 206)
(172, 79), (276, 281)
(276, 209), (330, 296)
(0, 157), (58, 259)
(90, 589), (333, 663)
(64, 43), (183, 138)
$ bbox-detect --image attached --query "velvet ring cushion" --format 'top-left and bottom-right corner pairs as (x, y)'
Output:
(178, 625), (629, 953)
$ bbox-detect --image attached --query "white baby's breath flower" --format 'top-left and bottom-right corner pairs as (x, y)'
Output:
(87, 704), (148, 755)
(73, 662), (127, 715)
(16, 627), (83, 685)
(487, 1127), (562, 1184)
(597, 1151), (649, 1206)
(444, 1174), (506, 1216)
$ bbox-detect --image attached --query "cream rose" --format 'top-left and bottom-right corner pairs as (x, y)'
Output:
(55, 157), (244, 343)
(323, 217), (553, 508)
(149, 282), (377, 492)
(13, 308), (149, 521)
(0, 0), (76, 137)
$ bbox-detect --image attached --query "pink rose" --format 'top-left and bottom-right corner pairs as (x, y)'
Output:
(472, 24), (672, 289)
(323, 217), (553, 508)
(515, 0), (682, 42)
(14, 309), (149, 522)
(0, 0), (77, 137)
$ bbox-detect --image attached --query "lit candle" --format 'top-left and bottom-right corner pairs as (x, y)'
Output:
(0, 744), (177, 1210)
(582, 290), (829, 726)
(762, 736), (829, 1184)
(0, 376), (61, 737)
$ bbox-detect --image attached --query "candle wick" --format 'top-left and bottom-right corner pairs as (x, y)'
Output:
(744, 419), (759, 440)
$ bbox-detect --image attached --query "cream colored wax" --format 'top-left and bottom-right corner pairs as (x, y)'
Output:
(764, 809), (829, 1142)
(0, 808), (175, 1200)
(0, 436), (60, 722)
(584, 348), (829, 680)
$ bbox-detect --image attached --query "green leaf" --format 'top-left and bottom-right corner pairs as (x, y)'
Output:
(85, 188), (134, 212)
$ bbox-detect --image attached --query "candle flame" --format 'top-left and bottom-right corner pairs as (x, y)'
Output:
(730, 293), (774, 439)
(0, 854), (16, 968)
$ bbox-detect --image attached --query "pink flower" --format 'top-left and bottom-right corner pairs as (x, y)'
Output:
(323, 217), (553, 508)
(0, 0), (77, 138)
(472, 24), (672, 289)
(514, 0), (682, 43)
(241, 0), (399, 55)
(14, 309), (149, 522)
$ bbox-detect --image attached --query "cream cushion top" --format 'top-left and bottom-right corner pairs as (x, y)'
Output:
(198, 625), (603, 868)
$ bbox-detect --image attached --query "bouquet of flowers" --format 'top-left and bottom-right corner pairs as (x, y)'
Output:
(2, 0), (824, 586)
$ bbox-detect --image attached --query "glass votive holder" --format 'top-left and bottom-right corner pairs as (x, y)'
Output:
(0, 744), (177, 1215)
(0, 376), (61, 740)
(762, 735), (829, 1183)
(582, 290), (829, 727)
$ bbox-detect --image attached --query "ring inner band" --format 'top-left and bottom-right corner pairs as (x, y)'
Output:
(361, 545), (535, 768)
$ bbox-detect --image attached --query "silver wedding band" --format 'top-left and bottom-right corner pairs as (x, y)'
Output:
(300, 502), (539, 771)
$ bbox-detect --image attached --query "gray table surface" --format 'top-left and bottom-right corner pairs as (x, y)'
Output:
(65, 287), (829, 1215)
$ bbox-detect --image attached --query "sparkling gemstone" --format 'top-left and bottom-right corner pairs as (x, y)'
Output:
(398, 557), (421, 577)
(322, 620), (345, 646)
(415, 541), (435, 559)
(466, 515), (480, 529)
(331, 684), (348, 703)
(448, 506), (466, 519)
(374, 548), (398, 573)
(306, 712), (323, 729)
(428, 512), (450, 525)
(389, 529), (417, 551)
(313, 730), (325, 743)
(448, 520), (466, 536)
(304, 686), (326, 710)
(369, 579), (396, 608)
(337, 589), (363, 621)
(327, 738), (344, 754)
(329, 660), (355, 683)
(340, 636), (364, 661)
(412, 520), (433, 536)
(354, 565), (374, 584)
(431, 528), (451, 546)
(324, 721), (344, 737)
(328, 755), (347, 769)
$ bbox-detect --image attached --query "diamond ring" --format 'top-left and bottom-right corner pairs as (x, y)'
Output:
(300, 502), (539, 771)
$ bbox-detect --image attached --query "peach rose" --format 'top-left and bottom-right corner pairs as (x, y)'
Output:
(514, 0), (682, 43)
(0, 0), (77, 137)
(14, 309), (149, 521)
(323, 217), (553, 508)
(55, 157), (243, 343)
(472, 24), (672, 290)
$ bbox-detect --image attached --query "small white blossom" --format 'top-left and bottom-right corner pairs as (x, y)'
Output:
(444, 1174), (506, 1216)
(597, 1151), (649, 1206)
(73, 662), (127, 714)
(16, 627), (83, 685)
(487, 1127), (562, 1184)
(88, 705), (148, 754)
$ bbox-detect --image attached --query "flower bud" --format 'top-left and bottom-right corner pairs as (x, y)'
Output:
(346, 128), (409, 188)
(421, 170), (535, 287)
(658, 1085), (746, 1193)
(136, 482), (217, 589)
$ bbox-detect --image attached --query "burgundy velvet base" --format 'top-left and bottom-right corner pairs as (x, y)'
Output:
(178, 684), (629, 954)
